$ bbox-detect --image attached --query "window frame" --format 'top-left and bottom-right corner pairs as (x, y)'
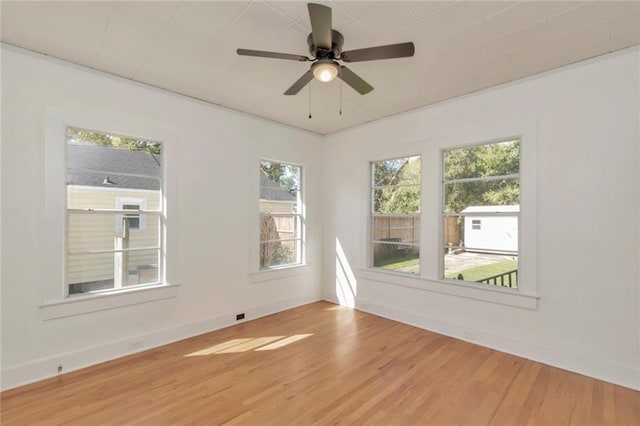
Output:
(360, 122), (538, 310)
(440, 139), (520, 286)
(369, 155), (422, 275)
(258, 160), (305, 271)
(40, 108), (179, 320)
(65, 127), (164, 297)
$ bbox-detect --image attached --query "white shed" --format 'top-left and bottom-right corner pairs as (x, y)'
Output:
(462, 205), (519, 254)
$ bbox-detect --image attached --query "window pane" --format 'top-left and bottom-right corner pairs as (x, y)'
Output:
(260, 161), (300, 201)
(443, 140), (520, 288)
(372, 215), (420, 274)
(259, 160), (303, 270)
(260, 240), (300, 268)
(444, 179), (519, 213)
(373, 186), (420, 213)
(443, 217), (518, 288)
(66, 127), (163, 296)
(444, 140), (519, 180)
(371, 156), (421, 275)
(68, 249), (160, 294)
(373, 242), (419, 274)
(67, 252), (115, 293)
(373, 156), (420, 186)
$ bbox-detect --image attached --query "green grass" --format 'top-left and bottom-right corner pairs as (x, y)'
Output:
(374, 253), (420, 271)
(373, 255), (517, 285)
(447, 260), (518, 286)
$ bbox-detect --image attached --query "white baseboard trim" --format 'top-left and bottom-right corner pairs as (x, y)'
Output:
(1, 295), (320, 391)
(352, 297), (640, 391)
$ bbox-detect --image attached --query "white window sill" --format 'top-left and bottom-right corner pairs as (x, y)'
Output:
(250, 264), (311, 283)
(39, 283), (180, 320)
(359, 268), (538, 310)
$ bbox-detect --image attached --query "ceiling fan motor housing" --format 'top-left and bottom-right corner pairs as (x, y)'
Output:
(307, 30), (344, 59)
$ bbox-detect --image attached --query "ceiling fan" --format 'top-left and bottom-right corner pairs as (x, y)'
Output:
(237, 3), (415, 96)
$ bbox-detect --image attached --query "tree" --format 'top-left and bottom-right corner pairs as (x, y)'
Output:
(260, 161), (298, 190)
(374, 157), (421, 213)
(67, 128), (162, 154)
(444, 141), (519, 213)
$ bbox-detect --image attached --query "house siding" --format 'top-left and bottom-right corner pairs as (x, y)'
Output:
(67, 186), (160, 284)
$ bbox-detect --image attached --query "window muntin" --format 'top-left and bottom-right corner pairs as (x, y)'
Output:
(66, 127), (163, 296)
(371, 156), (421, 275)
(442, 140), (519, 288)
(259, 161), (303, 269)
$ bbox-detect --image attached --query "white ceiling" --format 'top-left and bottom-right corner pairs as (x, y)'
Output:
(1, 1), (638, 134)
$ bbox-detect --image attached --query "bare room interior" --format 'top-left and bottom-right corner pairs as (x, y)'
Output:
(1, 1), (639, 424)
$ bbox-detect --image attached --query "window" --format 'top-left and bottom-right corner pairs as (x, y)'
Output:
(259, 161), (303, 269)
(115, 198), (147, 232)
(66, 127), (163, 296)
(123, 205), (141, 229)
(443, 140), (519, 288)
(371, 156), (421, 274)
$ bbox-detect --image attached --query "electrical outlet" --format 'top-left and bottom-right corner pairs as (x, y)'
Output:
(57, 364), (63, 374)
(236, 313), (245, 321)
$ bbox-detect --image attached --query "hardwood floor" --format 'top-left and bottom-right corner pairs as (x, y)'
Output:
(2, 301), (638, 425)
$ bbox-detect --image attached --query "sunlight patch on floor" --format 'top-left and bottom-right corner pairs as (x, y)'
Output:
(185, 334), (313, 356)
(325, 305), (352, 311)
(255, 334), (313, 351)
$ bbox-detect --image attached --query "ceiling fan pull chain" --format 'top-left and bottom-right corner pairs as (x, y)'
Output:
(339, 80), (343, 116)
(308, 83), (312, 119)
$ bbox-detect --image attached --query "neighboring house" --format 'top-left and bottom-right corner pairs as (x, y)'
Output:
(67, 143), (161, 290)
(259, 172), (297, 215)
(462, 205), (519, 254)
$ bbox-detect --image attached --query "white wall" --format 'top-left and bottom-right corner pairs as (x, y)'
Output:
(322, 48), (639, 390)
(1, 45), (638, 392)
(0, 47), (323, 389)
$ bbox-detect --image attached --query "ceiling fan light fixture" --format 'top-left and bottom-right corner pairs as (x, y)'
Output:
(312, 60), (339, 82)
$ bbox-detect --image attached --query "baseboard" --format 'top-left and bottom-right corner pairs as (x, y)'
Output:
(353, 297), (640, 391)
(1, 295), (320, 391)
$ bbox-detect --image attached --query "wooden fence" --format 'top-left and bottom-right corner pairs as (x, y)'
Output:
(373, 215), (419, 259)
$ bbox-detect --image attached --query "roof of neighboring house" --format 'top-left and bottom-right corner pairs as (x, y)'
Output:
(461, 205), (519, 213)
(67, 143), (161, 190)
(260, 172), (296, 202)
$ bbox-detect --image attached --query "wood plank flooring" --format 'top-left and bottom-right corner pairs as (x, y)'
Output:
(1, 301), (638, 425)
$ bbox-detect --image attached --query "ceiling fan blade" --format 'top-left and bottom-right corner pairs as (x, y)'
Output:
(340, 42), (415, 62)
(237, 48), (310, 62)
(308, 3), (332, 50)
(284, 70), (314, 95)
(339, 66), (374, 95)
